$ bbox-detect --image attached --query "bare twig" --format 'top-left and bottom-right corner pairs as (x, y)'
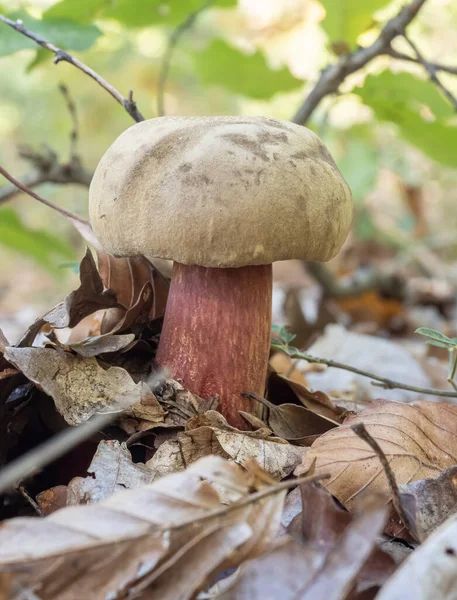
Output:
(276, 344), (457, 398)
(0, 147), (93, 205)
(0, 14), (144, 123)
(171, 472), (330, 531)
(352, 422), (417, 540)
(157, 0), (215, 116)
(385, 46), (457, 75)
(0, 164), (88, 223)
(292, 0), (427, 124)
(59, 83), (79, 158)
(17, 484), (42, 516)
(402, 33), (457, 111)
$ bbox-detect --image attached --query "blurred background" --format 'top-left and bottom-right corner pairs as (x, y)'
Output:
(1, 0), (457, 352)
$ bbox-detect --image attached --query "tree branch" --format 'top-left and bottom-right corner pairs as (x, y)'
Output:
(292, 0), (428, 125)
(59, 83), (79, 158)
(157, 0), (215, 116)
(0, 145), (93, 205)
(0, 164), (89, 224)
(275, 344), (457, 399)
(402, 33), (457, 111)
(385, 46), (457, 75)
(0, 14), (145, 123)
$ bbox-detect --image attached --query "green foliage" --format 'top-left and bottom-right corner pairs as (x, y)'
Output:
(46, 0), (237, 28)
(193, 39), (302, 99)
(0, 10), (101, 57)
(354, 71), (457, 167)
(415, 327), (457, 349)
(337, 136), (378, 204)
(271, 325), (296, 347)
(0, 208), (74, 273)
(319, 0), (389, 49)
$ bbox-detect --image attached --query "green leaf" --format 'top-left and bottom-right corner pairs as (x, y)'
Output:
(26, 48), (51, 72)
(337, 137), (378, 204)
(0, 207), (74, 273)
(103, 0), (236, 28)
(415, 327), (457, 346)
(425, 340), (453, 349)
(44, 0), (108, 23)
(319, 0), (389, 49)
(0, 10), (101, 57)
(354, 72), (457, 167)
(193, 39), (302, 99)
(356, 71), (453, 119)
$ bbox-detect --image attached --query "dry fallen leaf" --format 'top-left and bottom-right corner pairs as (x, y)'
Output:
(4, 346), (164, 425)
(17, 249), (119, 347)
(0, 456), (287, 600)
(209, 493), (388, 600)
(179, 411), (306, 479)
(67, 440), (154, 504)
(376, 513), (457, 600)
(399, 465), (457, 542)
(244, 392), (338, 441)
(296, 399), (457, 511)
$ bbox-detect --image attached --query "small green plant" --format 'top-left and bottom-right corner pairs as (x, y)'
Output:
(271, 325), (297, 352)
(415, 327), (457, 391)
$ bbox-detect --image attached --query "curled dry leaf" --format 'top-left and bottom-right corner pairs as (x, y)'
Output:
(179, 411), (306, 480)
(17, 249), (119, 347)
(0, 456), (286, 600)
(296, 399), (457, 511)
(267, 370), (344, 423)
(4, 346), (164, 425)
(244, 392), (338, 442)
(377, 513), (457, 600)
(52, 332), (135, 358)
(399, 465), (457, 542)
(67, 440), (155, 505)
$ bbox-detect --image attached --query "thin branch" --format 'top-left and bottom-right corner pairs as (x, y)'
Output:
(352, 423), (417, 540)
(0, 14), (144, 123)
(59, 83), (79, 158)
(292, 0), (427, 124)
(157, 0), (214, 116)
(0, 145), (93, 205)
(276, 344), (457, 399)
(402, 33), (457, 111)
(385, 46), (457, 75)
(0, 164), (88, 223)
(170, 472), (330, 531)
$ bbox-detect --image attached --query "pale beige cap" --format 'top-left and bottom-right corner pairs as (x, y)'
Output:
(89, 116), (353, 268)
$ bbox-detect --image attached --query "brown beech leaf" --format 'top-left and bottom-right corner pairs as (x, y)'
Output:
(36, 486), (69, 516)
(296, 399), (457, 511)
(17, 249), (119, 347)
(267, 370), (344, 423)
(377, 513), (457, 600)
(4, 346), (164, 425)
(179, 411), (306, 480)
(212, 493), (388, 600)
(244, 392), (338, 441)
(51, 332), (135, 357)
(97, 254), (169, 333)
(399, 465), (457, 542)
(298, 494), (389, 600)
(0, 456), (285, 600)
(67, 440), (155, 505)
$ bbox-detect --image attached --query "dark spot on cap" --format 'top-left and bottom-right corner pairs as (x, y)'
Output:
(179, 163), (192, 172)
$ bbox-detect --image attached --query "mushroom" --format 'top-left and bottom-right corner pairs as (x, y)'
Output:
(89, 116), (353, 428)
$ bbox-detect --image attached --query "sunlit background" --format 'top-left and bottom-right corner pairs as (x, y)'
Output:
(1, 0), (457, 342)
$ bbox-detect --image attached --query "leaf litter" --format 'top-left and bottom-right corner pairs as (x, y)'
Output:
(3, 249), (457, 599)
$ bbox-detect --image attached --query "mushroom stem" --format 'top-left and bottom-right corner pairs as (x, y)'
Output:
(156, 262), (272, 428)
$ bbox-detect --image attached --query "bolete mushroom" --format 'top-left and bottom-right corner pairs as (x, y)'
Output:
(89, 116), (352, 429)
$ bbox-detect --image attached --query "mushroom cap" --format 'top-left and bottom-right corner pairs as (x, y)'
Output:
(89, 116), (353, 268)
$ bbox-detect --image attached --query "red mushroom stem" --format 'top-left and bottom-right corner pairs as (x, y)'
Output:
(155, 262), (272, 429)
